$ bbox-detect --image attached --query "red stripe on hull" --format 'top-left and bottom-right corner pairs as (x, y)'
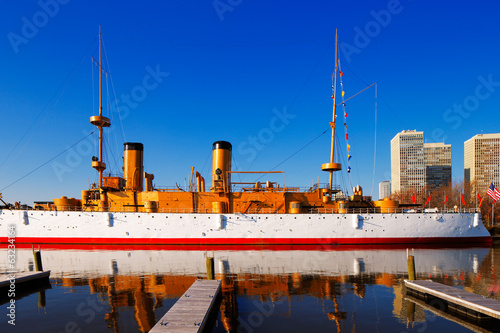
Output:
(0, 236), (492, 246)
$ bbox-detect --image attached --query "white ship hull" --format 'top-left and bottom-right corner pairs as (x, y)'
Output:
(0, 209), (492, 245)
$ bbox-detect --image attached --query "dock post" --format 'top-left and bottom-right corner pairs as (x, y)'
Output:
(407, 249), (415, 281)
(38, 290), (47, 309)
(206, 256), (215, 280)
(33, 245), (43, 272)
(406, 300), (415, 323)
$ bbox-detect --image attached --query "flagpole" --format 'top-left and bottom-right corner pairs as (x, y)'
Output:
(493, 201), (495, 227)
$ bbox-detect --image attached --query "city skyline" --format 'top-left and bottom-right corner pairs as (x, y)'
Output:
(391, 130), (500, 196)
(1, 2), (500, 204)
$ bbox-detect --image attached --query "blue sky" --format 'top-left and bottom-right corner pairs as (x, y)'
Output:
(1, 0), (499, 204)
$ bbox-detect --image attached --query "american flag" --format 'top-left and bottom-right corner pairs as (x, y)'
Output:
(487, 183), (500, 202)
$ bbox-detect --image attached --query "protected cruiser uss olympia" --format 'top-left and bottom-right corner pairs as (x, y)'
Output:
(0, 29), (492, 246)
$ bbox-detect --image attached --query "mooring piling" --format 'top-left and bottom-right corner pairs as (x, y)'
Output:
(32, 245), (43, 272)
(206, 256), (215, 280)
(407, 248), (416, 281)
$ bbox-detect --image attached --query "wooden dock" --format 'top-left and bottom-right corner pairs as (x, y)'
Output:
(405, 295), (495, 333)
(0, 271), (51, 289)
(405, 280), (500, 320)
(150, 279), (222, 333)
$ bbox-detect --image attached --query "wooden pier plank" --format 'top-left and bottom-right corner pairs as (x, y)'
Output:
(150, 279), (221, 333)
(0, 271), (50, 288)
(404, 280), (500, 320)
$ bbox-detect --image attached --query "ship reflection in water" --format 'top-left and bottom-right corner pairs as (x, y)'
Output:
(1, 245), (499, 332)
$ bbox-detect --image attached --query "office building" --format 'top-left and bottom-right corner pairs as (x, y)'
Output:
(424, 143), (452, 190)
(379, 180), (391, 200)
(464, 133), (500, 195)
(391, 130), (451, 193)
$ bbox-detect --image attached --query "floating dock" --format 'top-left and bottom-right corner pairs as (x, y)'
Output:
(405, 280), (500, 320)
(405, 294), (496, 333)
(150, 279), (221, 333)
(0, 271), (51, 289)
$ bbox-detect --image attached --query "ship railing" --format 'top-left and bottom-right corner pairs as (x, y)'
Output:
(42, 206), (481, 214)
(244, 208), (281, 214)
(155, 186), (187, 192)
(308, 207), (482, 214)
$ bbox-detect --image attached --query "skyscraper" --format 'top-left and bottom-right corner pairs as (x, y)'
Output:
(391, 130), (424, 193)
(391, 130), (451, 194)
(379, 180), (391, 200)
(464, 133), (500, 195)
(424, 143), (452, 190)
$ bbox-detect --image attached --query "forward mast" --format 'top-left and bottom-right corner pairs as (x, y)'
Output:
(89, 26), (110, 196)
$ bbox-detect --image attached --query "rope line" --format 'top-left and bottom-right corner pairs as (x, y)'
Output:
(0, 131), (95, 192)
(371, 84), (378, 197)
(255, 128), (329, 182)
(244, 39), (334, 174)
(0, 38), (97, 176)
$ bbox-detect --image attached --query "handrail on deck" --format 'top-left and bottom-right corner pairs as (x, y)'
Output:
(9, 206), (481, 215)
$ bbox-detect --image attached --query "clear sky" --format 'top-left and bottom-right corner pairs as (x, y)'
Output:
(1, 0), (499, 204)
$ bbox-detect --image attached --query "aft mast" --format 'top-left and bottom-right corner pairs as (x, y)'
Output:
(90, 25), (111, 189)
(322, 29), (342, 191)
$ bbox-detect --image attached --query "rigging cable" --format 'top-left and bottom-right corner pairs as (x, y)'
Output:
(92, 57), (95, 124)
(200, 149), (212, 179)
(0, 131), (95, 192)
(341, 61), (406, 128)
(0, 37), (98, 176)
(103, 135), (119, 176)
(105, 35), (333, 48)
(255, 128), (329, 182)
(232, 154), (242, 184)
(335, 129), (351, 196)
(245, 39), (334, 174)
(102, 36), (127, 144)
(337, 57), (351, 186)
(104, 67), (119, 167)
(371, 84), (378, 198)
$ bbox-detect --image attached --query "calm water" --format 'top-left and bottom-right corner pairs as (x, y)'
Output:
(1, 245), (499, 333)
